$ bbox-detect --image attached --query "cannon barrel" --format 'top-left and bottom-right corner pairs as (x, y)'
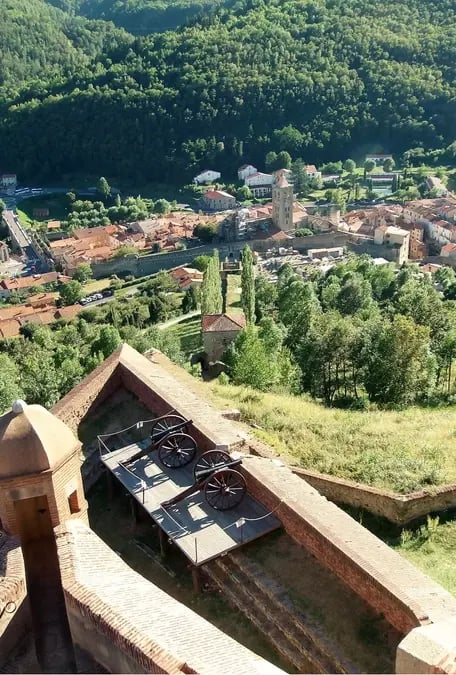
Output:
(125, 419), (192, 464)
(194, 457), (242, 481)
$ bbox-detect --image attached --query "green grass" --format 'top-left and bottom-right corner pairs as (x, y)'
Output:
(167, 315), (202, 357)
(204, 383), (456, 493)
(226, 273), (242, 310)
(16, 194), (70, 225)
(394, 516), (456, 597)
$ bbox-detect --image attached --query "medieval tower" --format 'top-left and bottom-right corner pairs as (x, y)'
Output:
(272, 171), (294, 232)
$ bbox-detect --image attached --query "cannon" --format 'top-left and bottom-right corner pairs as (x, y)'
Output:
(161, 450), (247, 511)
(122, 412), (197, 469)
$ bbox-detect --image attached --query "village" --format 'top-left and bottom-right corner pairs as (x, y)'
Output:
(0, 155), (455, 340)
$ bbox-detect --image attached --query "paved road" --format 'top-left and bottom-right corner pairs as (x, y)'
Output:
(158, 310), (200, 330)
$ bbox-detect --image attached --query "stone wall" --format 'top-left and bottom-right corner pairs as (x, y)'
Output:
(91, 243), (245, 279)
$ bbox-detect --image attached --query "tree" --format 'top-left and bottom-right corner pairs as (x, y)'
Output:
(72, 263), (93, 284)
(192, 255), (211, 272)
(194, 223), (217, 243)
(265, 151), (278, 170)
(60, 280), (83, 306)
(200, 250), (222, 316)
(91, 325), (121, 358)
(295, 228), (313, 237)
(241, 245), (255, 323)
(0, 355), (22, 415)
(363, 315), (435, 406)
(383, 158), (395, 172)
(276, 150), (292, 170)
(343, 159), (356, 174)
(335, 274), (372, 316)
(154, 198), (171, 214)
(113, 245), (137, 258)
(97, 176), (111, 199)
(236, 185), (252, 201)
(364, 159), (376, 174)
(182, 285), (199, 313)
(230, 326), (277, 391)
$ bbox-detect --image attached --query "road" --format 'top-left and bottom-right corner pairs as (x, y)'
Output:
(158, 310), (200, 330)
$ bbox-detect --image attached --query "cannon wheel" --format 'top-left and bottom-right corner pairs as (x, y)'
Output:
(193, 449), (232, 480)
(151, 414), (186, 440)
(158, 432), (197, 469)
(204, 468), (247, 510)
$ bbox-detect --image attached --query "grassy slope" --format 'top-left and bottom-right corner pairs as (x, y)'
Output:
(204, 383), (456, 494)
(393, 518), (456, 596)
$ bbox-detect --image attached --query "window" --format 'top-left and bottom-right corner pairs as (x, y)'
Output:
(68, 490), (80, 514)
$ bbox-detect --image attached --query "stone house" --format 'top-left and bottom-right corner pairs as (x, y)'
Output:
(374, 225), (410, 265)
(202, 313), (246, 361)
(202, 190), (236, 211)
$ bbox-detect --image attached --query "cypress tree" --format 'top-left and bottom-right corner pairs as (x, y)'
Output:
(200, 249), (222, 316)
(241, 245), (256, 323)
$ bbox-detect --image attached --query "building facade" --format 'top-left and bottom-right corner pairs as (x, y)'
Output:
(238, 164), (257, 180)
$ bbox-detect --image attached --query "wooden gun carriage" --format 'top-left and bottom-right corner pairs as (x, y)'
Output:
(122, 412), (247, 511)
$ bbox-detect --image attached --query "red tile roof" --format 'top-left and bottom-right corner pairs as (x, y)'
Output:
(201, 313), (246, 332)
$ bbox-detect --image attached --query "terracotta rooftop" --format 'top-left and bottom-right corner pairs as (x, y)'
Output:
(201, 313), (246, 332)
(0, 272), (61, 291)
(204, 190), (235, 200)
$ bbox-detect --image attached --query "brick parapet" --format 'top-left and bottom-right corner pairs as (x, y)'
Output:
(241, 456), (456, 634)
(56, 520), (283, 675)
(52, 350), (123, 433)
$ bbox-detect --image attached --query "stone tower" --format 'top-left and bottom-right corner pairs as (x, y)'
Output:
(0, 400), (88, 673)
(272, 171), (294, 232)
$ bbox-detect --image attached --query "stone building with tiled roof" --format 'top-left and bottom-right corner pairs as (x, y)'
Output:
(202, 312), (246, 362)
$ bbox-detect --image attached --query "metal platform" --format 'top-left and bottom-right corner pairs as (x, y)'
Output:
(101, 440), (281, 566)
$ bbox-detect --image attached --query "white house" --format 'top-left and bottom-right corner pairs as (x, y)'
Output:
(245, 172), (273, 187)
(193, 170), (221, 185)
(305, 165), (322, 180)
(237, 164), (257, 181)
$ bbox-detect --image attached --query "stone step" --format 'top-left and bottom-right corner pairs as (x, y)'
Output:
(212, 557), (330, 673)
(205, 561), (308, 673)
(225, 552), (358, 674)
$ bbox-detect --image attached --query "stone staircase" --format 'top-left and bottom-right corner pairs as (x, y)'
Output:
(205, 551), (359, 674)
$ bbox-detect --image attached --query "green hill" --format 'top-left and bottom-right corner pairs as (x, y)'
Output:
(45, 0), (224, 33)
(1, 0), (456, 182)
(0, 0), (132, 93)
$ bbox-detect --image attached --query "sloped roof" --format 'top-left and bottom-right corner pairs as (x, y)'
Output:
(201, 313), (246, 332)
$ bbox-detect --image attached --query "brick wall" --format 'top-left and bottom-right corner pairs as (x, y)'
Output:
(241, 456), (456, 635)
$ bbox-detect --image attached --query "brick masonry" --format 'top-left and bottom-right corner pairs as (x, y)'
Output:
(56, 520), (283, 675)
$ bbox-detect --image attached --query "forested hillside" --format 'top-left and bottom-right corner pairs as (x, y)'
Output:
(46, 0), (224, 33)
(1, 0), (456, 183)
(0, 0), (132, 94)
